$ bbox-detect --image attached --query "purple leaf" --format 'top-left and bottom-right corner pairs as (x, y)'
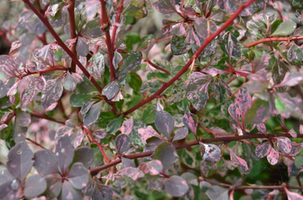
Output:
(0, 169), (19, 200)
(68, 163), (89, 190)
(7, 142), (34, 182)
(141, 160), (163, 175)
(138, 126), (162, 144)
(285, 187), (303, 200)
(121, 157), (136, 169)
(55, 135), (75, 174)
(0, 79), (11, 98)
(120, 118), (134, 135)
(92, 183), (112, 200)
(45, 174), (62, 199)
(173, 127), (188, 141)
(153, 0), (176, 14)
(80, 101), (95, 115)
(34, 149), (59, 175)
(255, 141), (271, 158)
(183, 110), (197, 135)
(83, 101), (102, 126)
(288, 161), (300, 177)
(0, 55), (19, 77)
(7, 80), (19, 96)
(93, 129), (107, 142)
(206, 186), (229, 200)
(73, 147), (94, 169)
(235, 88), (252, 114)
(63, 72), (78, 91)
(41, 77), (63, 109)
(16, 112), (31, 127)
(155, 110), (175, 139)
(102, 80), (120, 100)
(115, 134), (131, 153)
(164, 175), (189, 197)
(276, 137), (292, 154)
(267, 148), (279, 165)
(200, 142), (221, 163)
(257, 123), (266, 134)
(154, 142), (177, 170)
(58, 181), (82, 200)
(275, 71), (303, 87)
(194, 18), (217, 39)
(181, 172), (198, 186)
(34, 44), (54, 64)
(228, 103), (241, 124)
(228, 147), (249, 174)
(76, 37), (89, 56)
(24, 174), (47, 198)
(120, 51), (142, 75)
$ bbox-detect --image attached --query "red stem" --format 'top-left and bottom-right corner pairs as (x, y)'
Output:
(68, 0), (78, 73)
(122, 0), (257, 116)
(111, 0), (124, 45)
(246, 36), (303, 48)
(23, 0), (103, 94)
(30, 112), (65, 124)
(145, 59), (171, 75)
(83, 125), (109, 163)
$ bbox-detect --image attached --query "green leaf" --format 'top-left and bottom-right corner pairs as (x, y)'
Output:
(293, 0), (303, 9)
(295, 156), (303, 168)
(171, 35), (188, 55)
(142, 105), (156, 124)
(275, 97), (286, 113)
(245, 99), (270, 124)
(75, 77), (99, 95)
(70, 93), (93, 107)
(97, 111), (117, 128)
(106, 115), (123, 134)
(83, 101), (102, 126)
(271, 21), (297, 36)
(120, 51), (142, 75)
(128, 73), (142, 91)
(125, 95), (142, 109)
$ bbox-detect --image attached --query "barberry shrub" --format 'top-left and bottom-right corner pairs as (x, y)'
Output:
(1, 0), (303, 199)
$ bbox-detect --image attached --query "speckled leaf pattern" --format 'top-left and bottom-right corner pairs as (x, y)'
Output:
(257, 123), (266, 134)
(275, 71), (303, 87)
(93, 129), (107, 141)
(119, 167), (143, 181)
(58, 181), (82, 200)
(173, 127), (188, 141)
(155, 111), (175, 139)
(183, 110), (197, 135)
(154, 142), (177, 171)
(7, 142), (34, 182)
(21, 77), (45, 107)
(267, 148), (279, 165)
(288, 129), (297, 138)
(0, 55), (19, 77)
(41, 77), (63, 109)
(138, 125), (162, 144)
(228, 147), (249, 174)
(120, 51), (142, 75)
(164, 175), (189, 197)
(33, 149), (59, 175)
(102, 80), (120, 100)
(16, 112), (31, 127)
(228, 103), (241, 124)
(218, 0), (264, 17)
(226, 33), (241, 58)
(153, 0), (176, 14)
(55, 135), (75, 174)
(115, 134), (131, 153)
(68, 163), (89, 190)
(255, 141), (271, 158)
(287, 42), (303, 62)
(106, 116), (123, 134)
(288, 161), (300, 177)
(89, 52), (105, 79)
(277, 137), (292, 154)
(120, 118), (134, 135)
(193, 18), (217, 39)
(34, 44), (54, 64)
(200, 143), (221, 163)
(76, 36), (89, 56)
(113, 51), (122, 69)
(83, 101), (102, 126)
(24, 174), (47, 198)
(0, 79), (11, 98)
(141, 160), (163, 175)
(285, 187), (303, 200)
(73, 147), (94, 169)
(235, 88), (252, 115)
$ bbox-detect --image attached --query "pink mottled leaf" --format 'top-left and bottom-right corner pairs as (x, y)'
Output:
(173, 127), (188, 141)
(276, 137), (292, 154)
(164, 175), (189, 197)
(141, 160), (163, 175)
(16, 112), (31, 127)
(120, 118), (134, 135)
(228, 103), (241, 124)
(300, 124), (303, 134)
(275, 71), (303, 87)
(228, 147), (249, 174)
(138, 126), (162, 144)
(0, 55), (20, 77)
(21, 77), (45, 107)
(153, 0), (176, 14)
(41, 77), (63, 109)
(285, 187), (303, 200)
(93, 129), (107, 142)
(118, 167), (143, 181)
(200, 142), (221, 163)
(7, 80), (20, 96)
(235, 88), (252, 114)
(257, 123), (266, 134)
(288, 129), (297, 138)
(183, 110), (197, 135)
(267, 148), (279, 165)
(255, 141), (271, 158)
(115, 134), (131, 153)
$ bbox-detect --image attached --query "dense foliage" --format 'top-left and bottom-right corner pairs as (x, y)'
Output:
(1, 0), (303, 199)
